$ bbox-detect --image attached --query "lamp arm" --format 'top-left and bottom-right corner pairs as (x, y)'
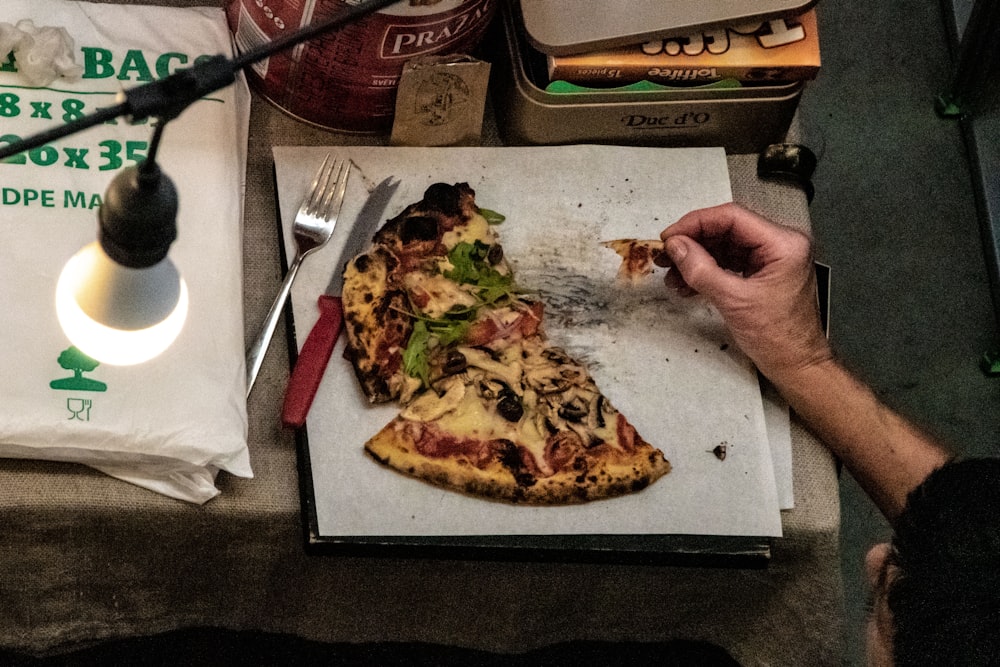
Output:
(0, 0), (402, 161)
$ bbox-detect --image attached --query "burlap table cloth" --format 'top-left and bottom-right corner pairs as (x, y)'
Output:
(0, 2), (843, 664)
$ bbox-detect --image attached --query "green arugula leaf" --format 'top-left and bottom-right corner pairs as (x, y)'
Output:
(430, 316), (472, 347)
(445, 241), (490, 284)
(475, 271), (515, 305)
(445, 241), (515, 298)
(479, 208), (505, 225)
(402, 320), (431, 386)
(402, 313), (476, 386)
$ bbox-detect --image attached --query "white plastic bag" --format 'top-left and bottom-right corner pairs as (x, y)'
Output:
(0, 0), (252, 503)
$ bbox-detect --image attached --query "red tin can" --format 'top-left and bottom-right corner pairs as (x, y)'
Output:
(227, 0), (497, 133)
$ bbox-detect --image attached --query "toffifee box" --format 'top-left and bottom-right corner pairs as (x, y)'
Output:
(546, 10), (821, 86)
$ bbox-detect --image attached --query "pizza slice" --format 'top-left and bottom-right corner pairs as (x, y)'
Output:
(342, 182), (520, 403)
(364, 335), (670, 504)
(341, 183), (670, 504)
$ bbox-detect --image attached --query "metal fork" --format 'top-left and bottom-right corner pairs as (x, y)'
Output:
(246, 155), (350, 397)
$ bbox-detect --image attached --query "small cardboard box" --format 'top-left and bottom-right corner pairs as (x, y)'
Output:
(490, 5), (804, 154)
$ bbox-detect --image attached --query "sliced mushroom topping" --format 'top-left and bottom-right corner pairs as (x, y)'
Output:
(472, 345), (502, 362)
(528, 372), (572, 395)
(477, 377), (510, 401)
(581, 392), (603, 430)
(460, 346), (523, 392)
(566, 419), (605, 450)
(522, 346), (589, 397)
(558, 395), (588, 423)
(400, 375), (465, 422)
(541, 347), (574, 365)
(559, 365), (588, 385)
(595, 394), (609, 429)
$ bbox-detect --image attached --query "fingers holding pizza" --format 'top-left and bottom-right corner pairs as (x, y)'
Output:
(603, 203), (831, 388)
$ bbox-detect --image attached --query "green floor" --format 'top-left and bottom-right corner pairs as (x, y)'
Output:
(797, 0), (1000, 663)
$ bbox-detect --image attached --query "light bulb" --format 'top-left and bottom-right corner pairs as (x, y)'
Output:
(55, 241), (188, 365)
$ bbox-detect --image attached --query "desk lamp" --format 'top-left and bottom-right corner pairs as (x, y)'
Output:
(1, 0), (400, 365)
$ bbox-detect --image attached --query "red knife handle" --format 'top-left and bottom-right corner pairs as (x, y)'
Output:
(282, 294), (344, 429)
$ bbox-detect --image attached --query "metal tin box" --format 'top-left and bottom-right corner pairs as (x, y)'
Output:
(490, 5), (804, 154)
(518, 0), (818, 56)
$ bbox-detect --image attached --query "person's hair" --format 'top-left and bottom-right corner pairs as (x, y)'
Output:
(887, 458), (1000, 666)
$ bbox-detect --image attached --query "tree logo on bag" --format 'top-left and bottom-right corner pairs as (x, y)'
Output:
(49, 346), (107, 392)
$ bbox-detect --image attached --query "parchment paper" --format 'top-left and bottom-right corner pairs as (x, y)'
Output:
(274, 145), (783, 538)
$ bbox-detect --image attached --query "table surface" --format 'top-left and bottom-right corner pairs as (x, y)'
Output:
(0, 2), (843, 664)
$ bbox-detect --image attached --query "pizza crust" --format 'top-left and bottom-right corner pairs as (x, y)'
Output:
(365, 414), (671, 505)
(341, 247), (414, 403)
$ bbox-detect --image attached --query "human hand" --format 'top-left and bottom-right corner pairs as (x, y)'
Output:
(660, 203), (832, 384)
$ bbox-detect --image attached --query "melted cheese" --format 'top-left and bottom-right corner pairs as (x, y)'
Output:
(428, 385), (554, 475)
(437, 388), (521, 440)
(404, 271), (478, 318)
(441, 211), (493, 250)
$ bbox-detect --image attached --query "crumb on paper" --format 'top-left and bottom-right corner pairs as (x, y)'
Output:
(1, 20), (83, 86)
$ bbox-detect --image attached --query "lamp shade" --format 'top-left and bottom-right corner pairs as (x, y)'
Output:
(55, 241), (188, 365)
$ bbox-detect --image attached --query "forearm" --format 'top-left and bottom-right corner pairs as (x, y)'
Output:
(771, 358), (950, 522)
(660, 204), (950, 519)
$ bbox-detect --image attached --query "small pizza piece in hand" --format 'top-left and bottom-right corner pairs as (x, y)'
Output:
(602, 239), (670, 284)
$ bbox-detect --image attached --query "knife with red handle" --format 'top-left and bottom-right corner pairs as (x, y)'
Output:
(281, 294), (344, 427)
(281, 176), (399, 428)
